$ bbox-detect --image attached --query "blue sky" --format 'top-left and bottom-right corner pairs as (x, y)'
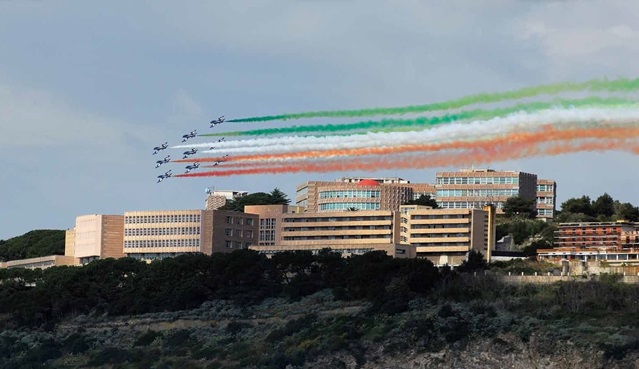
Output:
(1, 1), (638, 239)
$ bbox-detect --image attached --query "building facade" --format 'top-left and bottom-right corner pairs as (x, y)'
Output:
(0, 255), (76, 270)
(537, 221), (639, 266)
(435, 168), (538, 215)
(296, 178), (436, 212)
(399, 205), (493, 266)
(123, 209), (258, 261)
(536, 179), (557, 220)
(66, 214), (125, 264)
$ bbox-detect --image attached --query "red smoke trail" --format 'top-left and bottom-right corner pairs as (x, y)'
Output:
(185, 125), (639, 166)
(176, 138), (639, 178)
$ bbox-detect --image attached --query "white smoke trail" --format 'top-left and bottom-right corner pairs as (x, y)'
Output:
(171, 108), (639, 155)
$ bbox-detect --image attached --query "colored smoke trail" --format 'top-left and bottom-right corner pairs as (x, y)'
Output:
(189, 125), (639, 166)
(176, 138), (639, 178)
(174, 108), (639, 155)
(227, 77), (639, 123)
(204, 97), (637, 137)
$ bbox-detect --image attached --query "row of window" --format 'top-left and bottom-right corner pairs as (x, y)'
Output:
(283, 226), (391, 231)
(537, 184), (554, 192)
(259, 230), (276, 242)
(438, 201), (505, 209)
(537, 209), (554, 216)
(318, 203), (382, 211)
(413, 242), (469, 247)
(225, 241), (252, 249)
(124, 227), (200, 236)
(410, 233), (469, 238)
(407, 224), (469, 230)
(260, 218), (276, 229)
(225, 216), (254, 226)
(283, 216), (391, 222)
(318, 190), (381, 199)
(536, 197), (554, 204)
(435, 176), (520, 185)
(224, 229), (254, 238)
(257, 248), (374, 255)
(436, 189), (519, 197)
(124, 239), (201, 248)
(282, 235), (390, 240)
(125, 215), (201, 224)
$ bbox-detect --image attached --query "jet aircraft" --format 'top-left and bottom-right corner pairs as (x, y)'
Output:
(157, 170), (173, 183)
(182, 148), (198, 159)
(184, 162), (200, 174)
(217, 137), (225, 142)
(210, 116), (225, 127)
(155, 155), (171, 168)
(181, 130), (197, 142)
(153, 142), (168, 155)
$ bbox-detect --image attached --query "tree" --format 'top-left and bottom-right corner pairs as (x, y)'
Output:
(503, 196), (536, 219)
(560, 196), (594, 217)
(269, 188), (290, 205)
(615, 202), (639, 222)
(403, 194), (439, 208)
(220, 188), (290, 212)
(592, 193), (615, 218)
(0, 230), (65, 262)
(456, 250), (487, 273)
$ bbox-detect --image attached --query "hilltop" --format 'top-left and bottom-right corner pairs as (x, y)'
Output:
(0, 229), (65, 262)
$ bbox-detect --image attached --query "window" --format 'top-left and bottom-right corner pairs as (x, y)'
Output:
(225, 228), (232, 236)
(225, 241), (233, 249)
(226, 216), (233, 224)
(246, 218), (254, 226)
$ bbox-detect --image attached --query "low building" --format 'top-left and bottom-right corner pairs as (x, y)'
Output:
(537, 221), (639, 272)
(0, 255), (76, 270)
(123, 209), (257, 261)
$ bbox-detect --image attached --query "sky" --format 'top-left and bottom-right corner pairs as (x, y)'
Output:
(1, 0), (639, 240)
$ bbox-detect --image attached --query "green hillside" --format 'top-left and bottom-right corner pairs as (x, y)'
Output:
(0, 229), (65, 262)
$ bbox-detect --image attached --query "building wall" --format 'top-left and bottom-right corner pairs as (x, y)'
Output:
(0, 255), (77, 270)
(101, 215), (125, 259)
(536, 179), (557, 219)
(245, 205), (290, 246)
(74, 215), (104, 258)
(211, 210), (258, 253)
(554, 222), (636, 250)
(435, 168), (539, 214)
(65, 229), (76, 257)
(279, 210), (397, 247)
(123, 210), (207, 260)
(250, 243), (415, 258)
(400, 206), (489, 266)
(205, 195), (228, 210)
(296, 180), (435, 213)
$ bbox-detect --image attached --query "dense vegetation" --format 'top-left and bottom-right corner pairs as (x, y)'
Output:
(0, 230), (65, 262)
(0, 251), (637, 368)
(556, 193), (639, 222)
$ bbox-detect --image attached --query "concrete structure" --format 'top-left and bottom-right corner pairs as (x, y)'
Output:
(205, 189), (248, 210)
(399, 205), (493, 266)
(245, 204), (297, 247)
(0, 255), (76, 270)
(536, 179), (557, 220)
(296, 178), (436, 212)
(249, 209), (415, 258)
(123, 209), (257, 261)
(247, 204), (495, 264)
(66, 214), (125, 264)
(434, 168), (539, 215)
(538, 221), (639, 273)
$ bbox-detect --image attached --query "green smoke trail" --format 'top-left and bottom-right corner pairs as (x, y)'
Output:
(201, 97), (637, 137)
(227, 77), (639, 123)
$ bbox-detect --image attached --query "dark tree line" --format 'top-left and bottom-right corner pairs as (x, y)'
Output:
(557, 193), (639, 222)
(0, 230), (65, 262)
(0, 250), (445, 328)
